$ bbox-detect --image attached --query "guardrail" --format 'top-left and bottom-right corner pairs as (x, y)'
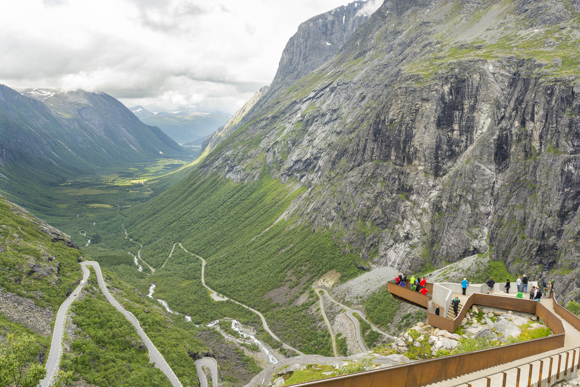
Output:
(291, 291), (566, 387)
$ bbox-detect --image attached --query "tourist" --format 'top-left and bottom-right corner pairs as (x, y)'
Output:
(395, 275), (400, 285)
(550, 279), (555, 297)
(547, 281), (552, 297)
(420, 286), (429, 296)
(529, 286), (536, 300)
(410, 275), (416, 287)
(516, 276), (522, 292)
(435, 304), (440, 316)
(486, 277), (495, 294)
(534, 287), (542, 302)
(452, 296), (460, 317)
(505, 278), (511, 293)
(522, 274), (528, 293)
(415, 279), (421, 292)
(401, 276), (407, 288)
(420, 277), (427, 288)
(461, 278), (469, 295)
(516, 291), (524, 299)
(411, 281), (417, 291)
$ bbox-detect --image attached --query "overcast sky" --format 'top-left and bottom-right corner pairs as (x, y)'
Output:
(0, 0), (380, 114)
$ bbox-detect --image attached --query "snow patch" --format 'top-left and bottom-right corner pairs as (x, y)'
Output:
(326, 41), (332, 46)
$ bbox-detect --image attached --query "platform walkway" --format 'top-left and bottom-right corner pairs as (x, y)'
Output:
(429, 296), (580, 386)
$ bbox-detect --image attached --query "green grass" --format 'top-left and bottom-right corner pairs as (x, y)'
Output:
(0, 196), (83, 311)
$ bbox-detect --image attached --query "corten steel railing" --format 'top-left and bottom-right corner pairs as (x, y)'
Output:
(290, 291), (566, 387)
(454, 292), (580, 387)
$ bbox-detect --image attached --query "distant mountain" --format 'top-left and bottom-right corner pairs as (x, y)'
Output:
(130, 105), (155, 118)
(0, 85), (184, 208)
(129, 107), (230, 144)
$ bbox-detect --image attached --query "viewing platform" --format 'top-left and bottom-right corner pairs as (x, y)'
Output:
(293, 279), (580, 387)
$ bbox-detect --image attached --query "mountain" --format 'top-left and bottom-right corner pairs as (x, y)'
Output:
(130, 105), (155, 118)
(130, 107), (231, 144)
(0, 86), (184, 209)
(203, 0), (376, 154)
(118, 0), (580, 354)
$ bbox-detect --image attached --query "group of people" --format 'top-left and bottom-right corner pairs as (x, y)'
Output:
(479, 274), (555, 301)
(394, 274), (429, 296)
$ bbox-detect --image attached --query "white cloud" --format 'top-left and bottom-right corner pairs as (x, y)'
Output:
(0, 0), (371, 114)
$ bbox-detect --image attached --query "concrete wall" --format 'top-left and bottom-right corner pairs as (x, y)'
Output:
(432, 283), (452, 317)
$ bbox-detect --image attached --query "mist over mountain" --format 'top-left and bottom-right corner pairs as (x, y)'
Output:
(129, 106), (230, 144)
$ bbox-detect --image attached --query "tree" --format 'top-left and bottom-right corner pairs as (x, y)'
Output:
(0, 333), (46, 387)
(566, 300), (580, 316)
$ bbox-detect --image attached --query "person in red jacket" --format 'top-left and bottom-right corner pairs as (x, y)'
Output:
(420, 277), (427, 287)
(420, 287), (429, 296)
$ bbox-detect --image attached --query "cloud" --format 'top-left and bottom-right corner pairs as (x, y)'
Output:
(0, 0), (354, 114)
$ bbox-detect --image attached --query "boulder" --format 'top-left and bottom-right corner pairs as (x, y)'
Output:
(498, 314), (529, 327)
(435, 330), (461, 341)
(272, 377), (285, 387)
(494, 319), (522, 341)
(391, 338), (408, 354)
(476, 327), (498, 341)
(374, 354), (412, 367)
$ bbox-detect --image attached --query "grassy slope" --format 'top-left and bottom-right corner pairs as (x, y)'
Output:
(117, 171), (361, 355)
(0, 196), (83, 311)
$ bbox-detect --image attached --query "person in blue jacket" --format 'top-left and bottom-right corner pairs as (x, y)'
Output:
(461, 278), (469, 296)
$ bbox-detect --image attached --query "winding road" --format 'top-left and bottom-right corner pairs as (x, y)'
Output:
(41, 261), (182, 387)
(313, 287), (393, 353)
(179, 244), (305, 356)
(194, 357), (219, 387)
(315, 289), (338, 357)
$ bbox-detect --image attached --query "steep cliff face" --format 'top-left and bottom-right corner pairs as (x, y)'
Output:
(267, 0), (377, 95)
(191, 0), (580, 302)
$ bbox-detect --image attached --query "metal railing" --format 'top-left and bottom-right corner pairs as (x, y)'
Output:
(291, 290), (567, 387)
(455, 347), (580, 387)
(452, 292), (580, 387)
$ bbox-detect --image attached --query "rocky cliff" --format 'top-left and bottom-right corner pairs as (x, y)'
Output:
(193, 0), (580, 303)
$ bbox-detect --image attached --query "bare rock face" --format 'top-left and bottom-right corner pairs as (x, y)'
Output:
(0, 289), (54, 337)
(194, 0), (580, 305)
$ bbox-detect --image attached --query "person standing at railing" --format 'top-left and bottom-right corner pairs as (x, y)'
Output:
(420, 277), (426, 288)
(486, 277), (495, 294)
(420, 287), (429, 296)
(461, 278), (469, 295)
(516, 276), (522, 292)
(505, 278), (511, 293)
(522, 274), (528, 293)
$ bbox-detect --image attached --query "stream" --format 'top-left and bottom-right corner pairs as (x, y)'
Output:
(208, 319), (278, 364)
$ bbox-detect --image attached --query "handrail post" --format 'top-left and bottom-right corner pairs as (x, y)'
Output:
(572, 350), (577, 375)
(528, 364), (533, 387)
(516, 367), (521, 387)
(539, 360), (543, 387)
(557, 354), (562, 379)
(548, 357), (553, 384)
(502, 372), (507, 387)
(486, 377), (491, 387)
(565, 351), (570, 376)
